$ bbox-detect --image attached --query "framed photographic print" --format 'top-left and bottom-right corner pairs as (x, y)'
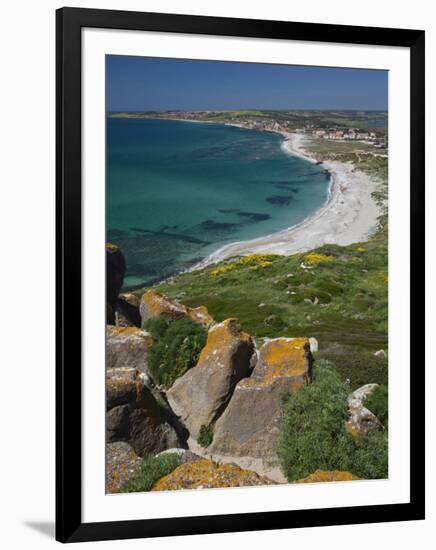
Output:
(56, 7), (425, 543)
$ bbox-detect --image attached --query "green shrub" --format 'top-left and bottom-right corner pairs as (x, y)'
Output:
(121, 453), (182, 493)
(364, 384), (388, 427)
(198, 424), (214, 448)
(278, 361), (351, 481)
(349, 430), (388, 479)
(144, 318), (207, 389)
(277, 360), (388, 481)
(143, 316), (170, 339)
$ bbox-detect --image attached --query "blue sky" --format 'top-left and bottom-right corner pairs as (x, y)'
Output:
(106, 56), (388, 112)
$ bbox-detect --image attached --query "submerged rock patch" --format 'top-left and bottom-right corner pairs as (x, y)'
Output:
(265, 195), (295, 206)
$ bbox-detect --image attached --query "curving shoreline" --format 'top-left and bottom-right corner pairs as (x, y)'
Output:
(192, 131), (382, 270)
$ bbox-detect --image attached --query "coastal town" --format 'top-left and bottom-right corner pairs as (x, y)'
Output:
(111, 109), (388, 149)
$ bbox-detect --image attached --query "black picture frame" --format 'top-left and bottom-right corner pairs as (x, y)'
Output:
(56, 6), (425, 543)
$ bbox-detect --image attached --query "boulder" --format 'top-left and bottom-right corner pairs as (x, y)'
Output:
(106, 366), (137, 382)
(209, 337), (313, 465)
(106, 402), (184, 457)
(106, 376), (144, 410)
(115, 293), (141, 327)
(151, 458), (276, 491)
(167, 319), (254, 438)
(106, 441), (142, 493)
(139, 290), (214, 327)
(188, 305), (215, 326)
(106, 326), (153, 375)
(346, 383), (383, 438)
(106, 366), (188, 456)
(295, 470), (360, 483)
(106, 243), (126, 323)
(309, 336), (319, 353)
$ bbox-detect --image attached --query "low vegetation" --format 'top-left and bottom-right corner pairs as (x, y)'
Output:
(144, 317), (207, 389)
(364, 384), (388, 427)
(121, 453), (182, 492)
(198, 424), (214, 448)
(277, 361), (388, 481)
(320, 345), (388, 390)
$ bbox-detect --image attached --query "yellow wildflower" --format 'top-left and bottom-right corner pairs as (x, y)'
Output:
(304, 252), (335, 266)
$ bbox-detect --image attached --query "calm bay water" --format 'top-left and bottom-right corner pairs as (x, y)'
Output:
(107, 118), (329, 289)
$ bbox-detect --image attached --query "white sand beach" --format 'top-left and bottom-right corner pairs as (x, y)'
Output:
(195, 132), (382, 268)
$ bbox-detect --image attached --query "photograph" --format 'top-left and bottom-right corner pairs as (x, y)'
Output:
(105, 55), (389, 494)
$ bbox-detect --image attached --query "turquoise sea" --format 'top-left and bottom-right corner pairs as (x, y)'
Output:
(107, 118), (330, 289)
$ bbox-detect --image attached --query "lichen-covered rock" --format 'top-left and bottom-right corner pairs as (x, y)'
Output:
(295, 470), (360, 483)
(116, 293), (141, 327)
(106, 243), (126, 323)
(167, 319), (253, 438)
(139, 290), (214, 327)
(106, 376), (145, 410)
(209, 337), (313, 465)
(106, 326), (153, 375)
(151, 458), (275, 491)
(140, 290), (186, 322)
(346, 383), (382, 438)
(106, 366), (187, 456)
(187, 305), (215, 326)
(106, 441), (142, 493)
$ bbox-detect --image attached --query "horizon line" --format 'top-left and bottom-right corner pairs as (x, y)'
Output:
(108, 108), (388, 113)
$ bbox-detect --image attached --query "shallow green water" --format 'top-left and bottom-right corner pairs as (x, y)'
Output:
(107, 118), (329, 288)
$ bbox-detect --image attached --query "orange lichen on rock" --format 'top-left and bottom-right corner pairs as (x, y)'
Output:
(139, 290), (214, 326)
(118, 292), (140, 308)
(140, 290), (187, 321)
(241, 337), (312, 389)
(295, 470), (360, 483)
(151, 459), (275, 491)
(197, 319), (251, 365)
(259, 338), (310, 385)
(187, 305), (214, 326)
(107, 325), (150, 338)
